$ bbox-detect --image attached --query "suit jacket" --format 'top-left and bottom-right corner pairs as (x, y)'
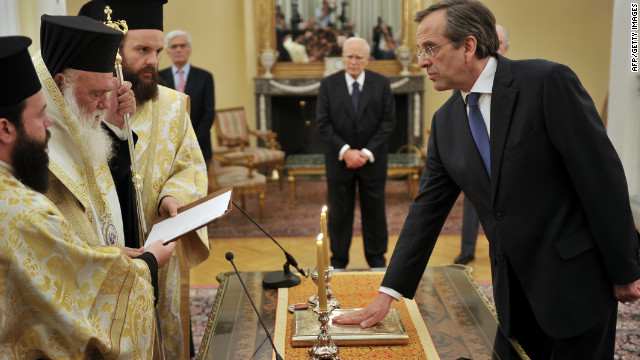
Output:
(316, 70), (395, 181)
(382, 55), (640, 339)
(159, 65), (215, 160)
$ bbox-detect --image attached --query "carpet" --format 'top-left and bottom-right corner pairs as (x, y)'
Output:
(208, 178), (473, 238)
(190, 284), (640, 358)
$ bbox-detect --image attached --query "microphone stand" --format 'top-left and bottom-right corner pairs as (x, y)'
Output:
(226, 252), (284, 360)
(232, 201), (306, 289)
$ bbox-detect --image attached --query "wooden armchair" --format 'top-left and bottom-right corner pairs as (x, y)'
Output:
(213, 107), (285, 189)
(210, 152), (266, 222)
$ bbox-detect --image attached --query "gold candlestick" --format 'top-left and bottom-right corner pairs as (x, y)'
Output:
(316, 234), (328, 311)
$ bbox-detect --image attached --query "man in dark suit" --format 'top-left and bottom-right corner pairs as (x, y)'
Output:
(159, 30), (215, 164)
(316, 37), (395, 269)
(335, 1), (640, 357)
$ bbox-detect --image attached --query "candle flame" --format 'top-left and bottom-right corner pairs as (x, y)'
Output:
(317, 233), (324, 242)
(322, 205), (327, 213)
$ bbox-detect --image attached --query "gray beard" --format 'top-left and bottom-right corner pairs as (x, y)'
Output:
(62, 84), (114, 168)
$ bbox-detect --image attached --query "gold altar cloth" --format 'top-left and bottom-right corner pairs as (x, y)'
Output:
(273, 272), (441, 359)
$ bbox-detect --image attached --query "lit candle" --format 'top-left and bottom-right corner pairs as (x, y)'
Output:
(321, 205), (329, 266)
(316, 233), (328, 311)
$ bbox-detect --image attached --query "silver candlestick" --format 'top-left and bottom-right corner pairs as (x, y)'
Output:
(309, 266), (341, 312)
(308, 310), (340, 360)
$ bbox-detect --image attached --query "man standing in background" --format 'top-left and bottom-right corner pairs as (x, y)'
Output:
(317, 37), (395, 269)
(160, 30), (215, 167)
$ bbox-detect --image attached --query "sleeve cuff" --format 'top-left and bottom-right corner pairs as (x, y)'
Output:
(361, 148), (375, 163)
(102, 120), (128, 140)
(137, 252), (159, 306)
(378, 286), (402, 301)
(338, 144), (350, 161)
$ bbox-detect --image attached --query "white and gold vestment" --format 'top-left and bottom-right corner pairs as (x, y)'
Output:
(130, 85), (209, 359)
(32, 52), (126, 248)
(0, 164), (155, 359)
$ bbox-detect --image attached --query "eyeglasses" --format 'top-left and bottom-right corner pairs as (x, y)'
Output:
(416, 41), (452, 60)
(169, 43), (190, 50)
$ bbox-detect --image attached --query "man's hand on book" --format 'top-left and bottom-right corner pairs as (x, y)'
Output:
(333, 292), (395, 328)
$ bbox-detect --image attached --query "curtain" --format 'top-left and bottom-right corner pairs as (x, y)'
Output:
(275, 0), (402, 46)
(0, 0), (21, 36)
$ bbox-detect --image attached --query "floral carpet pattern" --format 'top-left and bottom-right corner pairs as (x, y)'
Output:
(208, 178), (474, 239)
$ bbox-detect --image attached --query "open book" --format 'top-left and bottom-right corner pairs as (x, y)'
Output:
(144, 186), (233, 247)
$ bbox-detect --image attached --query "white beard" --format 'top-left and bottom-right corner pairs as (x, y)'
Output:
(62, 84), (114, 168)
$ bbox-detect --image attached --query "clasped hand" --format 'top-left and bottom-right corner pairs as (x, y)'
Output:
(343, 149), (368, 169)
(613, 279), (640, 304)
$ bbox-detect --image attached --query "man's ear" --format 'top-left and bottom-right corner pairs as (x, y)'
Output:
(53, 73), (64, 89)
(463, 35), (478, 63)
(0, 118), (17, 145)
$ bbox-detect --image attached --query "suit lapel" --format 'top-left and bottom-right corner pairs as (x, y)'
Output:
(490, 55), (518, 206)
(164, 69), (176, 89)
(356, 72), (372, 119)
(336, 72), (356, 120)
(184, 67), (196, 94)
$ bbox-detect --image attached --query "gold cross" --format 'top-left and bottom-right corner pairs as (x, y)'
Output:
(104, 5), (112, 22)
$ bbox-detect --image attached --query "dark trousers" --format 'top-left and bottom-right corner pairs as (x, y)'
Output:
(327, 176), (388, 268)
(506, 262), (617, 359)
(460, 195), (480, 255)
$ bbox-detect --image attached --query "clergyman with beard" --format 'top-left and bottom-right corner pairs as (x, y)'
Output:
(34, 15), (137, 249)
(79, 1), (209, 357)
(0, 35), (178, 359)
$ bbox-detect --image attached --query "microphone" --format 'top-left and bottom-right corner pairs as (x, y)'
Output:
(225, 252), (284, 360)
(232, 201), (306, 289)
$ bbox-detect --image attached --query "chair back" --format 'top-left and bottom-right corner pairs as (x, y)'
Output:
(215, 107), (250, 147)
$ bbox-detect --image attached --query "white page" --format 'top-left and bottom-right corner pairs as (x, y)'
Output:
(144, 190), (232, 247)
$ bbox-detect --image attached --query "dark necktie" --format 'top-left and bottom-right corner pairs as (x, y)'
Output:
(352, 82), (360, 112)
(467, 92), (490, 176)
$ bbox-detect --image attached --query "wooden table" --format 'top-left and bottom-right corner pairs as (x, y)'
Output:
(197, 266), (528, 360)
(284, 153), (424, 207)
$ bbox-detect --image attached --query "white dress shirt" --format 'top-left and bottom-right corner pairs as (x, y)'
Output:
(339, 71), (374, 163)
(171, 62), (191, 90)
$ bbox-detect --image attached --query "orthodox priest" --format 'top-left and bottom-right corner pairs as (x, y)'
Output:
(80, 1), (210, 358)
(36, 14), (136, 248)
(0, 35), (176, 359)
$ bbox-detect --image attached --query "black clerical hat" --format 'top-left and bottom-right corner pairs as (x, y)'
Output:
(0, 36), (41, 107)
(78, 0), (168, 31)
(40, 15), (123, 77)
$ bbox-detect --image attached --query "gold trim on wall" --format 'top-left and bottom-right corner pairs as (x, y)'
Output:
(254, 0), (423, 77)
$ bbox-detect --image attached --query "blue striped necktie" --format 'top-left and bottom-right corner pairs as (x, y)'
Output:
(467, 92), (490, 176)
